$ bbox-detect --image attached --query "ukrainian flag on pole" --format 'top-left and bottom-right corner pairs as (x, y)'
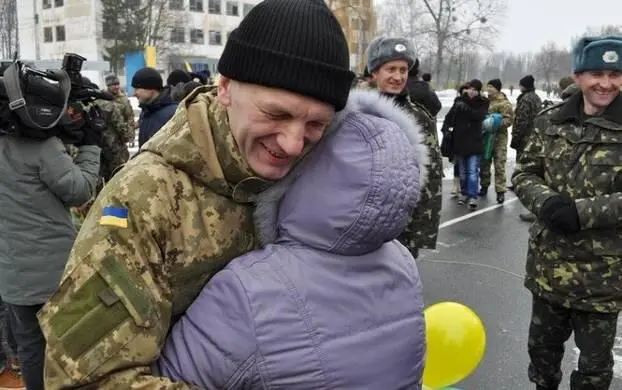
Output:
(145, 46), (157, 67)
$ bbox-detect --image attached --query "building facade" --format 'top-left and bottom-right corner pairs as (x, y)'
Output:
(16, 0), (261, 82)
(16, 0), (376, 83)
(328, 0), (377, 72)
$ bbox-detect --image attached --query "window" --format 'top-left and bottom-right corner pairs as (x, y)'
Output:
(242, 3), (253, 16)
(190, 29), (204, 44)
(171, 27), (185, 43)
(208, 0), (221, 14)
(54, 0), (63, 6)
(361, 19), (370, 30)
(362, 0), (370, 8)
(190, 0), (203, 11)
(42, 0), (51, 9)
(208, 30), (221, 45)
(43, 27), (53, 42)
(169, 0), (183, 10)
(226, 1), (238, 16)
(351, 18), (360, 29)
(55, 25), (66, 41)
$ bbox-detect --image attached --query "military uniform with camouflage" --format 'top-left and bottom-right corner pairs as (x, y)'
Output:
(364, 36), (442, 258)
(512, 36), (622, 390)
(510, 75), (543, 156)
(480, 78), (514, 203)
(38, 0), (355, 388)
(105, 74), (136, 145)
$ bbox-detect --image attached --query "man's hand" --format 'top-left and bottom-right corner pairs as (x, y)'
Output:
(539, 195), (581, 234)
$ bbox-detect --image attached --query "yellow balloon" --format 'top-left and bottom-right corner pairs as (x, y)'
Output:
(422, 302), (486, 389)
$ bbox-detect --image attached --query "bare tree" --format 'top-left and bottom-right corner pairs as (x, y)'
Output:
(417, 0), (506, 87)
(0, 0), (18, 59)
(100, 0), (189, 73)
(534, 41), (567, 86)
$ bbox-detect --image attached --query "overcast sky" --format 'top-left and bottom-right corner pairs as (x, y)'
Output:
(497, 0), (622, 53)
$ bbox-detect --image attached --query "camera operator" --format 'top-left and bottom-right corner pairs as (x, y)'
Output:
(0, 62), (101, 390)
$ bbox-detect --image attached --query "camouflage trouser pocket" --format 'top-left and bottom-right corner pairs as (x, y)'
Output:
(38, 253), (159, 381)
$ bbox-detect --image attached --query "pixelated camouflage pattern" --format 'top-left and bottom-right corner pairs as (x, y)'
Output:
(95, 98), (130, 181)
(398, 98), (442, 253)
(38, 85), (271, 389)
(528, 296), (617, 388)
(112, 93), (136, 143)
(481, 91), (514, 192)
(512, 92), (622, 313)
(512, 90), (542, 152)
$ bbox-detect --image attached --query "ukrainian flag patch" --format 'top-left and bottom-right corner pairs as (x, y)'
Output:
(99, 206), (129, 228)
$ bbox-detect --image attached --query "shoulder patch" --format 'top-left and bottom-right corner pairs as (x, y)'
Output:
(100, 206), (129, 228)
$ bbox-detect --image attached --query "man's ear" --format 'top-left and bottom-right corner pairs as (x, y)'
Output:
(217, 76), (233, 107)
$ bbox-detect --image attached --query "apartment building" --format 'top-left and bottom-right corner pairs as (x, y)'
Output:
(15, 0), (376, 80)
(16, 0), (261, 77)
(328, 0), (377, 72)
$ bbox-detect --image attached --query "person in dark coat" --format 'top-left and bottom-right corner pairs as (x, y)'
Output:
(441, 79), (489, 210)
(406, 62), (442, 117)
(131, 67), (178, 148)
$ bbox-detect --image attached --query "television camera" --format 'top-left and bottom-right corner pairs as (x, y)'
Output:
(0, 52), (114, 144)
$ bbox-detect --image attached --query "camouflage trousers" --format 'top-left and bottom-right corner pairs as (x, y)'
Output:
(528, 295), (618, 390)
(480, 129), (508, 193)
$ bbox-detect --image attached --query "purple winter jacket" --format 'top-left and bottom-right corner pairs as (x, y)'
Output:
(154, 89), (430, 389)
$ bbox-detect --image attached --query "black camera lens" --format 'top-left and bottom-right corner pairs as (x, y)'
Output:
(61, 53), (86, 73)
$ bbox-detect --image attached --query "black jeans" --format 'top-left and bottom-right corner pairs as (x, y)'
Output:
(6, 303), (45, 390)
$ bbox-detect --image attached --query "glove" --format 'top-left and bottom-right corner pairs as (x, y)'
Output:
(78, 105), (105, 146)
(510, 137), (521, 150)
(539, 195), (581, 234)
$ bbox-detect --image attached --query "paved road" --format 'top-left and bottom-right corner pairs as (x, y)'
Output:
(420, 171), (622, 389)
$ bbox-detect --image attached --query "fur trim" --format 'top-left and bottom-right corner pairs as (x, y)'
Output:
(254, 88), (430, 246)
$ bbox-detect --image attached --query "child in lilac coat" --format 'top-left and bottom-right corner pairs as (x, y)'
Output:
(155, 90), (430, 389)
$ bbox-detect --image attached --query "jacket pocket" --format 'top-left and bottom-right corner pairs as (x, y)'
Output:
(38, 251), (159, 381)
(587, 145), (622, 193)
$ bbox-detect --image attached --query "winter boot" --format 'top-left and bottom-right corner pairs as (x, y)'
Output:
(496, 192), (505, 204)
(468, 198), (478, 211)
(451, 177), (460, 197)
(458, 194), (467, 205)
(478, 186), (488, 197)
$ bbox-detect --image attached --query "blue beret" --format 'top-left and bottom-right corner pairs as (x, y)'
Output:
(572, 35), (622, 73)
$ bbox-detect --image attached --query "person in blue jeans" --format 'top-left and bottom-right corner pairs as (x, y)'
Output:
(441, 79), (489, 210)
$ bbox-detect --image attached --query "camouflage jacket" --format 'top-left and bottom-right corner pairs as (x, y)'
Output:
(512, 90), (542, 151)
(394, 94), (442, 252)
(488, 91), (515, 133)
(38, 86), (270, 389)
(95, 98), (130, 174)
(511, 92), (622, 313)
(113, 93), (136, 143)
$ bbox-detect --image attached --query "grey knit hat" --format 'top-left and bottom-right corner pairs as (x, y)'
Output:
(367, 37), (416, 73)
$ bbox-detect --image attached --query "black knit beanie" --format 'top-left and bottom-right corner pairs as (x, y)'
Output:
(131, 67), (163, 90)
(468, 79), (483, 91)
(519, 75), (535, 90)
(487, 78), (502, 92)
(167, 69), (192, 86)
(218, 0), (354, 111)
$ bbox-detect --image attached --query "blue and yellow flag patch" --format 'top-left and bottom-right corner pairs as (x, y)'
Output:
(99, 206), (129, 228)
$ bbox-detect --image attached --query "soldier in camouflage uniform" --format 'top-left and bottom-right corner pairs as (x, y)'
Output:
(480, 78), (515, 203)
(510, 75), (542, 222)
(37, 0), (355, 388)
(364, 36), (442, 258)
(105, 74), (136, 146)
(512, 36), (622, 390)
(94, 98), (130, 181)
